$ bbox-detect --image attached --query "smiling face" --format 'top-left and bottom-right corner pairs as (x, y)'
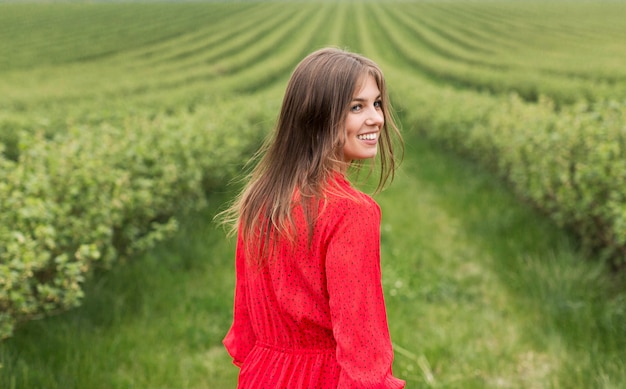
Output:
(342, 75), (384, 163)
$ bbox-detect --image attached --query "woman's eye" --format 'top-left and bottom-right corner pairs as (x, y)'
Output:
(374, 100), (383, 109)
(350, 104), (362, 112)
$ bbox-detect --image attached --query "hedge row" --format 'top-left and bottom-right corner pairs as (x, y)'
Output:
(481, 97), (626, 262)
(393, 76), (626, 265)
(3, 77), (624, 343)
(0, 99), (273, 339)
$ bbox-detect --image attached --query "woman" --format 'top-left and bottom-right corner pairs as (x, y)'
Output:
(222, 47), (405, 388)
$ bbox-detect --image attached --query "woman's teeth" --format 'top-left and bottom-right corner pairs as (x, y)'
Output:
(357, 133), (377, 140)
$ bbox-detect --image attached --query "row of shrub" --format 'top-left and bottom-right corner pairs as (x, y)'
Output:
(0, 2), (253, 71)
(390, 72), (626, 266)
(362, 1), (626, 267)
(3, 74), (624, 342)
(3, 78), (625, 343)
(0, 98), (274, 340)
(0, 1), (332, 340)
(376, 4), (626, 106)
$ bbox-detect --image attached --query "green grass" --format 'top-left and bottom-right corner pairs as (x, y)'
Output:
(0, 192), (240, 389)
(377, 136), (626, 388)
(2, 136), (624, 388)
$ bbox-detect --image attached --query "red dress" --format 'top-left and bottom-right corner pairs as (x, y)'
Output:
(224, 174), (405, 388)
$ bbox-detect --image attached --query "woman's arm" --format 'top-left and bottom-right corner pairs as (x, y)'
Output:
(223, 233), (256, 367)
(326, 199), (405, 389)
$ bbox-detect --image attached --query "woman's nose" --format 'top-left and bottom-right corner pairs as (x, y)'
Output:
(366, 108), (384, 127)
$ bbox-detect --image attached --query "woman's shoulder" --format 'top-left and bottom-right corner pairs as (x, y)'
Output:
(322, 173), (380, 216)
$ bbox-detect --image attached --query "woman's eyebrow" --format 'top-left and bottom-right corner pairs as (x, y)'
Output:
(351, 94), (382, 102)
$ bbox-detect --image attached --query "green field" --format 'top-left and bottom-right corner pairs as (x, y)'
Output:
(1, 1), (625, 388)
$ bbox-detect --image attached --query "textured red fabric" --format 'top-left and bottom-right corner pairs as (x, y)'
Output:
(224, 174), (405, 388)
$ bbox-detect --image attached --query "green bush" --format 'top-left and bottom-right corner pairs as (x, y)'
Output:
(396, 83), (626, 265)
(0, 101), (272, 339)
(488, 97), (626, 262)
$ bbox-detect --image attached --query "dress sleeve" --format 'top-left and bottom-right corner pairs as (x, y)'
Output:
(223, 232), (256, 367)
(325, 199), (405, 389)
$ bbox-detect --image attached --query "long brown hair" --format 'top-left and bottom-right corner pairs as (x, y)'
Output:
(221, 47), (402, 263)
